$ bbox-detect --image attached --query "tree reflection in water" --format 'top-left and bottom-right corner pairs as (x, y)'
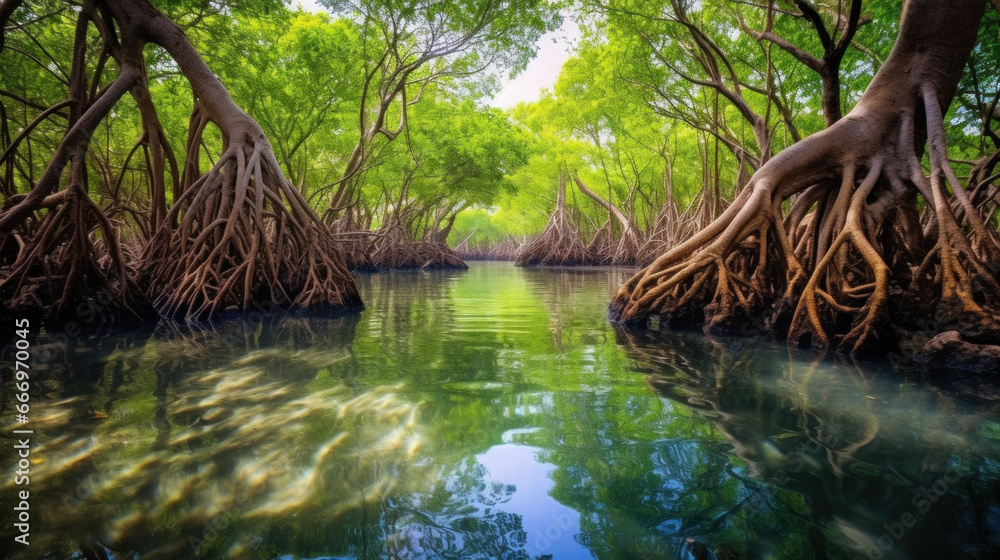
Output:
(2, 263), (999, 560)
(0, 309), (536, 560)
(614, 327), (1000, 559)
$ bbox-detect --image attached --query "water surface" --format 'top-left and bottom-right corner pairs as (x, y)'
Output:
(2, 261), (999, 559)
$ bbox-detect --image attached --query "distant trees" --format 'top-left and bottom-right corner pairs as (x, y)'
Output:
(444, 0), (1000, 352)
(318, 0), (561, 224)
(461, 1), (903, 264)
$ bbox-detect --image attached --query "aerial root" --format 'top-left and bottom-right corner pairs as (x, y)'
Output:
(611, 107), (1000, 352)
(0, 165), (150, 322)
(789, 158), (891, 352)
(611, 184), (792, 334)
(911, 87), (1000, 339)
(455, 237), (520, 261)
(515, 201), (590, 266)
(141, 138), (360, 321)
(369, 222), (467, 270)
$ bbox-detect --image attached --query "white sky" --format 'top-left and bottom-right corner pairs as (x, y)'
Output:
(292, 0), (578, 109)
(488, 18), (580, 109)
(294, 0), (325, 11)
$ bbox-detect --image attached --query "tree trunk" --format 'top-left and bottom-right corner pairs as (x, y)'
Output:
(573, 175), (642, 265)
(819, 65), (841, 126)
(610, 0), (999, 354)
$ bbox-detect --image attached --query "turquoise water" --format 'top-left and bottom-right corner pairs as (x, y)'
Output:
(2, 261), (999, 559)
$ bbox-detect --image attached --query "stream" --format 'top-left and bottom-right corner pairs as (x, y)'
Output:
(2, 261), (999, 559)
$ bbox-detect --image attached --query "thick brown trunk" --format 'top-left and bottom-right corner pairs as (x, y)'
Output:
(819, 67), (841, 126)
(101, 0), (263, 148)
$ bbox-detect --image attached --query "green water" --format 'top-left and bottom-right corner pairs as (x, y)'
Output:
(2, 261), (999, 559)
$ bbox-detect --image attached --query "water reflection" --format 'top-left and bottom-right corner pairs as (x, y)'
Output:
(616, 327), (1000, 559)
(1, 263), (999, 559)
(2, 316), (435, 559)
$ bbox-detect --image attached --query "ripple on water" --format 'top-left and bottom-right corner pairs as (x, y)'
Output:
(6, 262), (1000, 560)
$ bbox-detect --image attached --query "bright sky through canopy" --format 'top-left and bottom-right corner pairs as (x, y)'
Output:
(487, 18), (580, 108)
(294, 0), (577, 109)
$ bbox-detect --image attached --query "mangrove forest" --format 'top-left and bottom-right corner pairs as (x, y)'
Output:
(2, 0), (1000, 558)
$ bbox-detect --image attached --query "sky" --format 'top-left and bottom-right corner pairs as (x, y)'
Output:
(292, 0), (579, 109)
(486, 19), (581, 109)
